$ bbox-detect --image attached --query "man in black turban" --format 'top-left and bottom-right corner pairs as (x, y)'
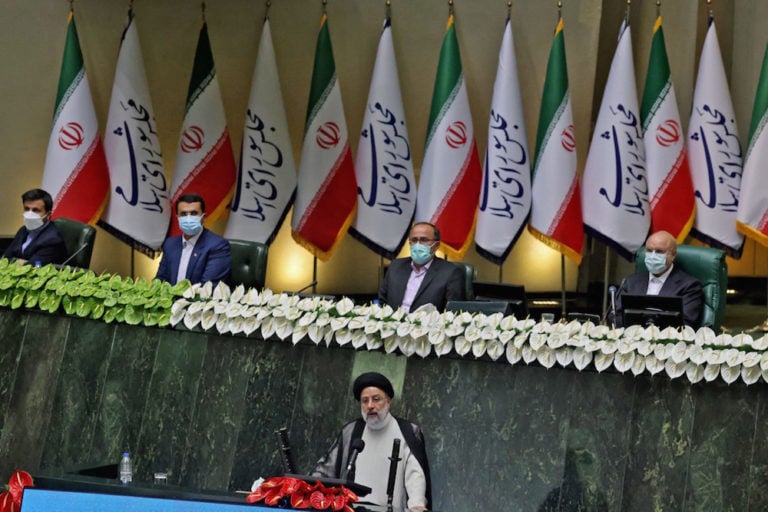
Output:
(312, 372), (431, 511)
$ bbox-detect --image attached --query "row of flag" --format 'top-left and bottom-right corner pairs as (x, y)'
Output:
(39, 8), (768, 271)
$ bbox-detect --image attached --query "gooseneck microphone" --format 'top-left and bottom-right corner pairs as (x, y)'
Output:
(60, 242), (89, 268)
(608, 285), (618, 328)
(342, 438), (365, 482)
(275, 427), (297, 474)
(385, 439), (401, 512)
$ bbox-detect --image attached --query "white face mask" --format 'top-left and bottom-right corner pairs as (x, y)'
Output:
(362, 403), (390, 431)
(23, 211), (45, 231)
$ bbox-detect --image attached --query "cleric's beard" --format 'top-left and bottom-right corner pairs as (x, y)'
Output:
(362, 404), (390, 430)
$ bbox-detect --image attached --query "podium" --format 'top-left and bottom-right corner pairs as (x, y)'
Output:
(21, 475), (293, 512)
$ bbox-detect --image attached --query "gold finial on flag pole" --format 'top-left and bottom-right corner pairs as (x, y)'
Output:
(385, 0), (391, 19)
(557, 1), (562, 19)
(707, 0), (713, 18)
(448, 0), (454, 16)
(68, 0), (74, 13)
(322, 0), (327, 15)
(265, 0), (271, 20)
(201, 1), (206, 22)
(507, 1), (512, 17)
(656, 0), (661, 17)
(625, 0), (630, 21)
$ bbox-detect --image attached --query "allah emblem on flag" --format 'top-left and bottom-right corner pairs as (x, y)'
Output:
(316, 121), (341, 149)
(180, 125), (205, 153)
(445, 121), (468, 148)
(58, 122), (85, 150)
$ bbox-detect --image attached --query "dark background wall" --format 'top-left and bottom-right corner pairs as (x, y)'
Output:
(2, 308), (768, 511)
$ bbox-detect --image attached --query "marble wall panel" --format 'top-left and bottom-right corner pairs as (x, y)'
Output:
(747, 392), (768, 511)
(0, 310), (28, 452)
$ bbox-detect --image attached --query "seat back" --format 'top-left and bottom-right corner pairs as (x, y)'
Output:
(229, 239), (269, 290)
(52, 218), (96, 269)
(635, 244), (727, 330)
(450, 261), (476, 300)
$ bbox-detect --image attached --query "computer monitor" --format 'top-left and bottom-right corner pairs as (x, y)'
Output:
(445, 300), (514, 316)
(471, 282), (528, 318)
(621, 294), (684, 328)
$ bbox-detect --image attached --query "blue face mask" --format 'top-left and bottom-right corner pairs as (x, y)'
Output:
(645, 251), (668, 275)
(178, 215), (203, 237)
(410, 243), (434, 266)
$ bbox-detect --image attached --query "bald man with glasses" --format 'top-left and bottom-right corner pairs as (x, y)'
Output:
(378, 222), (464, 312)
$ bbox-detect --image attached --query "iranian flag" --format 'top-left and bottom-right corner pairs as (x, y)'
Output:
(527, 18), (583, 263)
(475, 17), (531, 265)
(291, 14), (357, 260)
(100, 9), (170, 254)
(169, 22), (236, 237)
(582, 21), (649, 260)
(736, 43), (768, 248)
(641, 16), (695, 243)
(42, 10), (109, 224)
(225, 18), (296, 245)
(687, 18), (744, 256)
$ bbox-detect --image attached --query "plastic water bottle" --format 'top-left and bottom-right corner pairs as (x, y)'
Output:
(119, 452), (133, 485)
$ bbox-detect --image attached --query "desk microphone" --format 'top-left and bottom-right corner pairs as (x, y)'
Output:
(292, 280), (318, 295)
(608, 285), (618, 328)
(385, 439), (401, 512)
(275, 427), (297, 474)
(342, 438), (365, 482)
(60, 242), (89, 268)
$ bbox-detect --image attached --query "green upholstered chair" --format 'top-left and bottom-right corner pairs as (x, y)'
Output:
(52, 217), (96, 269)
(229, 239), (269, 290)
(635, 244), (727, 331)
(450, 261), (477, 300)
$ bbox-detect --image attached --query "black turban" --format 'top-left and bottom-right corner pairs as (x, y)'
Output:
(353, 372), (394, 400)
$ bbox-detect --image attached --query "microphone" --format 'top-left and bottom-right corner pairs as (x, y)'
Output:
(59, 242), (89, 268)
(608, 285), (618, 328)
(342, 438), (365, 482)
(292, 280), (318, 295)
(275, 427), (297, 474)
(385, 439), (401, 512)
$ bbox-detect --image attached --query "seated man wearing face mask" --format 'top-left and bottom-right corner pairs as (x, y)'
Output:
(613, 230), (703, 328)
(2, 188), (67, 265)
(155, 193), (231, 286)
(378, 221), (465, 312)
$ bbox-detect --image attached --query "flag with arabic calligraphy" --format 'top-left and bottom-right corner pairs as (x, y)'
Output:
(100, 9), (170, 255)
(291, 14), (357, 260)
(582, 21), (649, 260)
(736, 44), (768, 248)
(349, 17), (416, 260)
(475, 17), (530, 264)
(687, 18), (744, 256)
(225, 18), (296, 245)
(169, 22), (236, 237)
(527, 18), (583, 264)
(641, 16), (695, 244)
(42, 11), (109, 224)
(415, 14), (482, 259)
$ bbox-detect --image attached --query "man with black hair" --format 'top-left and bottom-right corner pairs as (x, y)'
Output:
(155, 193), (231, 285)
(312, 372), (431, 511)
(3, 188), (67, 265)
(379, 221), (464, 312)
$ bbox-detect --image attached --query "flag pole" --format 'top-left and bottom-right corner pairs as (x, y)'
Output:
(602, 246), (611, 320)
(130, 248), (135, 279)
(312, 256), (318, 294)
(560, 254), (566, 318)
(498, 264), (503, 284)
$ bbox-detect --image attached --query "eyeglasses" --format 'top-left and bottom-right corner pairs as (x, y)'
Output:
(409, 237), (435, 244)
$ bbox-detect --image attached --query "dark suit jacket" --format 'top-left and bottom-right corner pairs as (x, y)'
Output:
(2, 222), (67, 265)
(613, 266), (703, 328)
(379, 257), (464, 311)
(155, 229), (231, 286)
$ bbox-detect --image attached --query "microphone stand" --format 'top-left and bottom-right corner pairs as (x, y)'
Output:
(385, 439), (401, 512)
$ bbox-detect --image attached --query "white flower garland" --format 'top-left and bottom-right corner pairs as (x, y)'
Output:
(169, 282), (768, 386)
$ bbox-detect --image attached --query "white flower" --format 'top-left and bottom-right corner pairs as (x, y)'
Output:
(414, 338), (431, 358)
(379, 323), (396, 339)
(588, 325), (609, 339)
(231, 284), (245, 303)
(623, 325), (645, 339)
(228, 316), (244, 335)
(308, 324), (325, 344)
(261, 317), (276, 339)
(688, 344), (706, 365)
(212, 281), (231, 300)
(681, 326), (696, 342)
(670, 341), (689, 364)
(298, 312), (318, 327)
(183, 308), (202, 329)
(584, 339), (602, 353)
(644, 355), (664, 375)
(226, 302), (244, 318)
(364, 320), (381, 335)
(213, 300), (228, 315)
(572, 348), (592, 371)
(464, 324), (482, 343)
(243, 315), (260, 336)
(472, 340), (487, 359)
(198, 281), (213, 299)
(285, 307), (303, 321)
(521, 345), (537, 364)
(613, 352), (635, 373)
(547, 332), (567, 349)
(513, 333), (529, 348)
(742, 351), (761, 368)
(170, 304), (188, 326)
(201, 309), (218, 331)
(555, 348), (573, 368)
(742, 365), (762, 385)
(664, 359), (687, 380)
(696, 327), (716, 345)
(434, 337), (453, 357)
(315, 312), (331, 327)
(723, 348), (745, 367)
(731, 333), (752, 348)
(215, 313), (230, 334)
(529, 332), (547, 351)
(330, 317), (350, 332)
(455, 336), (472, 357)
(594, 352), (614, 373)
(537, 346), (556, 369)
(374, 304), (395, 319)
(658, 327), (680, 341)
(399, 338), (416, 357)
(642, 325), (661, 341)
(411, 325), (429, 339)
(686, 363), (705, 384)
(617, 340), (636, 355)
(599, 341), (618, 355)
(500, 315), (516, 331)
(706, 350), (725, 365)
(275, 318), (293, 340)
(244, 288), (262, 305)
(335, 328), (352, 346)
(761, 352), (768, 371)
(182, 283), (200, 299)
(506, 344), (522, 365)
(486, 340), (505, 361)
(631, 355), (646, 376)
(720, 364), (740, 384)
(445, 322), (465, 337)
(396, 322), (413, 338)
(498, 329), (514, 344)
(428, 329), (445, 346)
(703, 363), (720, 382)
(351, 331), (369, 350)
(366, 337), (383, 351)
(291, 324), (308, 345)
(752, 334), (768, 351)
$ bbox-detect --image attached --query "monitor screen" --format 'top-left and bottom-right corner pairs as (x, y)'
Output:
(621, 294), (684, 328)
(470, 282), (528, 317)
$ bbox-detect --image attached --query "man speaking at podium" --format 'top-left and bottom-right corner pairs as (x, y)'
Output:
(312, 372), (431, 511)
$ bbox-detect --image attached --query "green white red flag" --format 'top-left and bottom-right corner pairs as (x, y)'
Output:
(527, 18), (583, 263)
(736, 43), (768, 248)
(42, 11), (109, 224)
(641, 16), (695, 243)
(291, 14), (357, 261)
(169, 22), (236, 237)
(415, 14), (481, 259)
